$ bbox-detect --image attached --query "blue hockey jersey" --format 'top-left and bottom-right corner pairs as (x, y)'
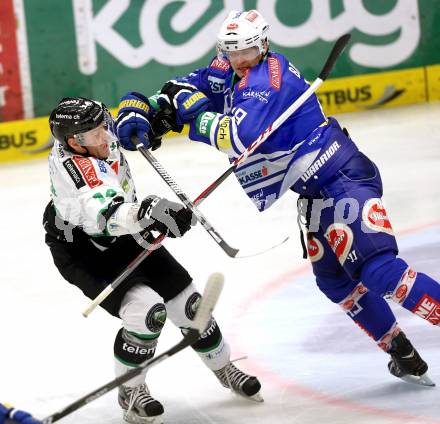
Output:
(178, 52), (357, 211)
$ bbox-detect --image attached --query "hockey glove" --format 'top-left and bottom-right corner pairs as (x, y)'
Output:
(116, 92), (152, 151)
(137, 195), (196, 238)
(146, 108), (185, 151)
(0, 403), (42, 424)
(150, 108), (184, 136)
(158, 80), (211, 125)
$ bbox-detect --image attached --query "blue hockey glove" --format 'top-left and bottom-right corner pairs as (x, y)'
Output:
(158, 80), (211, 125)
(116, 92), (152, 151)
(0, 403), (42, 424)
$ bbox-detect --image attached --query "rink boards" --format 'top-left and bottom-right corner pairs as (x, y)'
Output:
(1, 64), (439, 165)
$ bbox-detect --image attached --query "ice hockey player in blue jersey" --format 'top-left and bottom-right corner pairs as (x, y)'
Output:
(117, 10), (440, 387)
(0, 404), (42, 424)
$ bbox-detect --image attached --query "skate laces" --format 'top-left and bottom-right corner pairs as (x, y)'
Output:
(216, 356), (250, 392)
(126, 383), (155, 413)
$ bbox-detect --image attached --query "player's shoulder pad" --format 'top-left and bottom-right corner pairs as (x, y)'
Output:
(63, 155), (104, 190)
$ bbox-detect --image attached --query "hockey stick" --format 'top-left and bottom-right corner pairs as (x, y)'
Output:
(138, 146), (239, 257)
(44, 272), (224, 424)
(81, 34), (349, 318)
(192, 33), (351, 204)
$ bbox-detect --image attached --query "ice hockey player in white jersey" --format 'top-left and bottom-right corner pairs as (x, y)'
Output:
(43, 96), (262, 424)
(118, 10), (440, 387)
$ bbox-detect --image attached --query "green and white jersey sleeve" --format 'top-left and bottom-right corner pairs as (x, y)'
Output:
(48, 140), (143, 237)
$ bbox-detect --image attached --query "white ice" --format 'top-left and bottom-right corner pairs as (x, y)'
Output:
(1, 103), (439, 424)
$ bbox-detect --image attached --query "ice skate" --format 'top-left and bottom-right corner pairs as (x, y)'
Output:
(118, 383), (164, 424)
(387, 332), (435, 387)
(214, 362), (264, 402)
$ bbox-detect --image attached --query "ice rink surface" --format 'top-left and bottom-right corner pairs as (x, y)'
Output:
(1, 103), (439, 423)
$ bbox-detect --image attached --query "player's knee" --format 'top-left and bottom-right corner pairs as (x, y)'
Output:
(316, 273), (358, 304)
(119, 285), (167, 335)
(360, 252), (409, 296)
(165, 283), (202, 327)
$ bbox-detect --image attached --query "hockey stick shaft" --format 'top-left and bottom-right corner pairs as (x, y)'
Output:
(137, 146), (239, 257)
(193, 33), (351, 204)
(46, 273), (224, 423)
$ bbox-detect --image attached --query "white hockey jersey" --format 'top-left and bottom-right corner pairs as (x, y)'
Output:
(48, 139), (139, 237)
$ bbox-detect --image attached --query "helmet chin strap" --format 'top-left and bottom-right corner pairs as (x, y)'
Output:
(261, 40), (269, 59)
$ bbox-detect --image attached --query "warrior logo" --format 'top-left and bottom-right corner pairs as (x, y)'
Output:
(324, 223), (354, 265)
(307, 236), (324, 262)
(362, 198), (394, 235)
(300, 141), (341, 182)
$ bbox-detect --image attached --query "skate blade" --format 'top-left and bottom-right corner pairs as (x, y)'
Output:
(123, 410), (164, 424)
(399, 371), (436, 387)
(233, 390), (264, 403)
(248, 391), (264, 403)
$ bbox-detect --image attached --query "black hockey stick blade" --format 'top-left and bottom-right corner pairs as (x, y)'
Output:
(42, 273), (224, 424)
(220, 241), (239, 257)
(318, 33), (351, 81)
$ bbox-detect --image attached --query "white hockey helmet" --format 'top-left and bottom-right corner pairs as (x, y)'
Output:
(217, 10), (269, 58)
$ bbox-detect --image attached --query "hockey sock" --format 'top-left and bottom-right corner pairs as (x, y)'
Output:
(392, 270), (440, 326)
(166, 284), (231, 370)
(339, 282), (400, 350)
(114, 328), (159, 387)
(361, 253), (440, 326)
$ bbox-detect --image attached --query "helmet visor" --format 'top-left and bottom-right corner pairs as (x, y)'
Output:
(75, 123), (117, 147)
(219, 46), (260, 62)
